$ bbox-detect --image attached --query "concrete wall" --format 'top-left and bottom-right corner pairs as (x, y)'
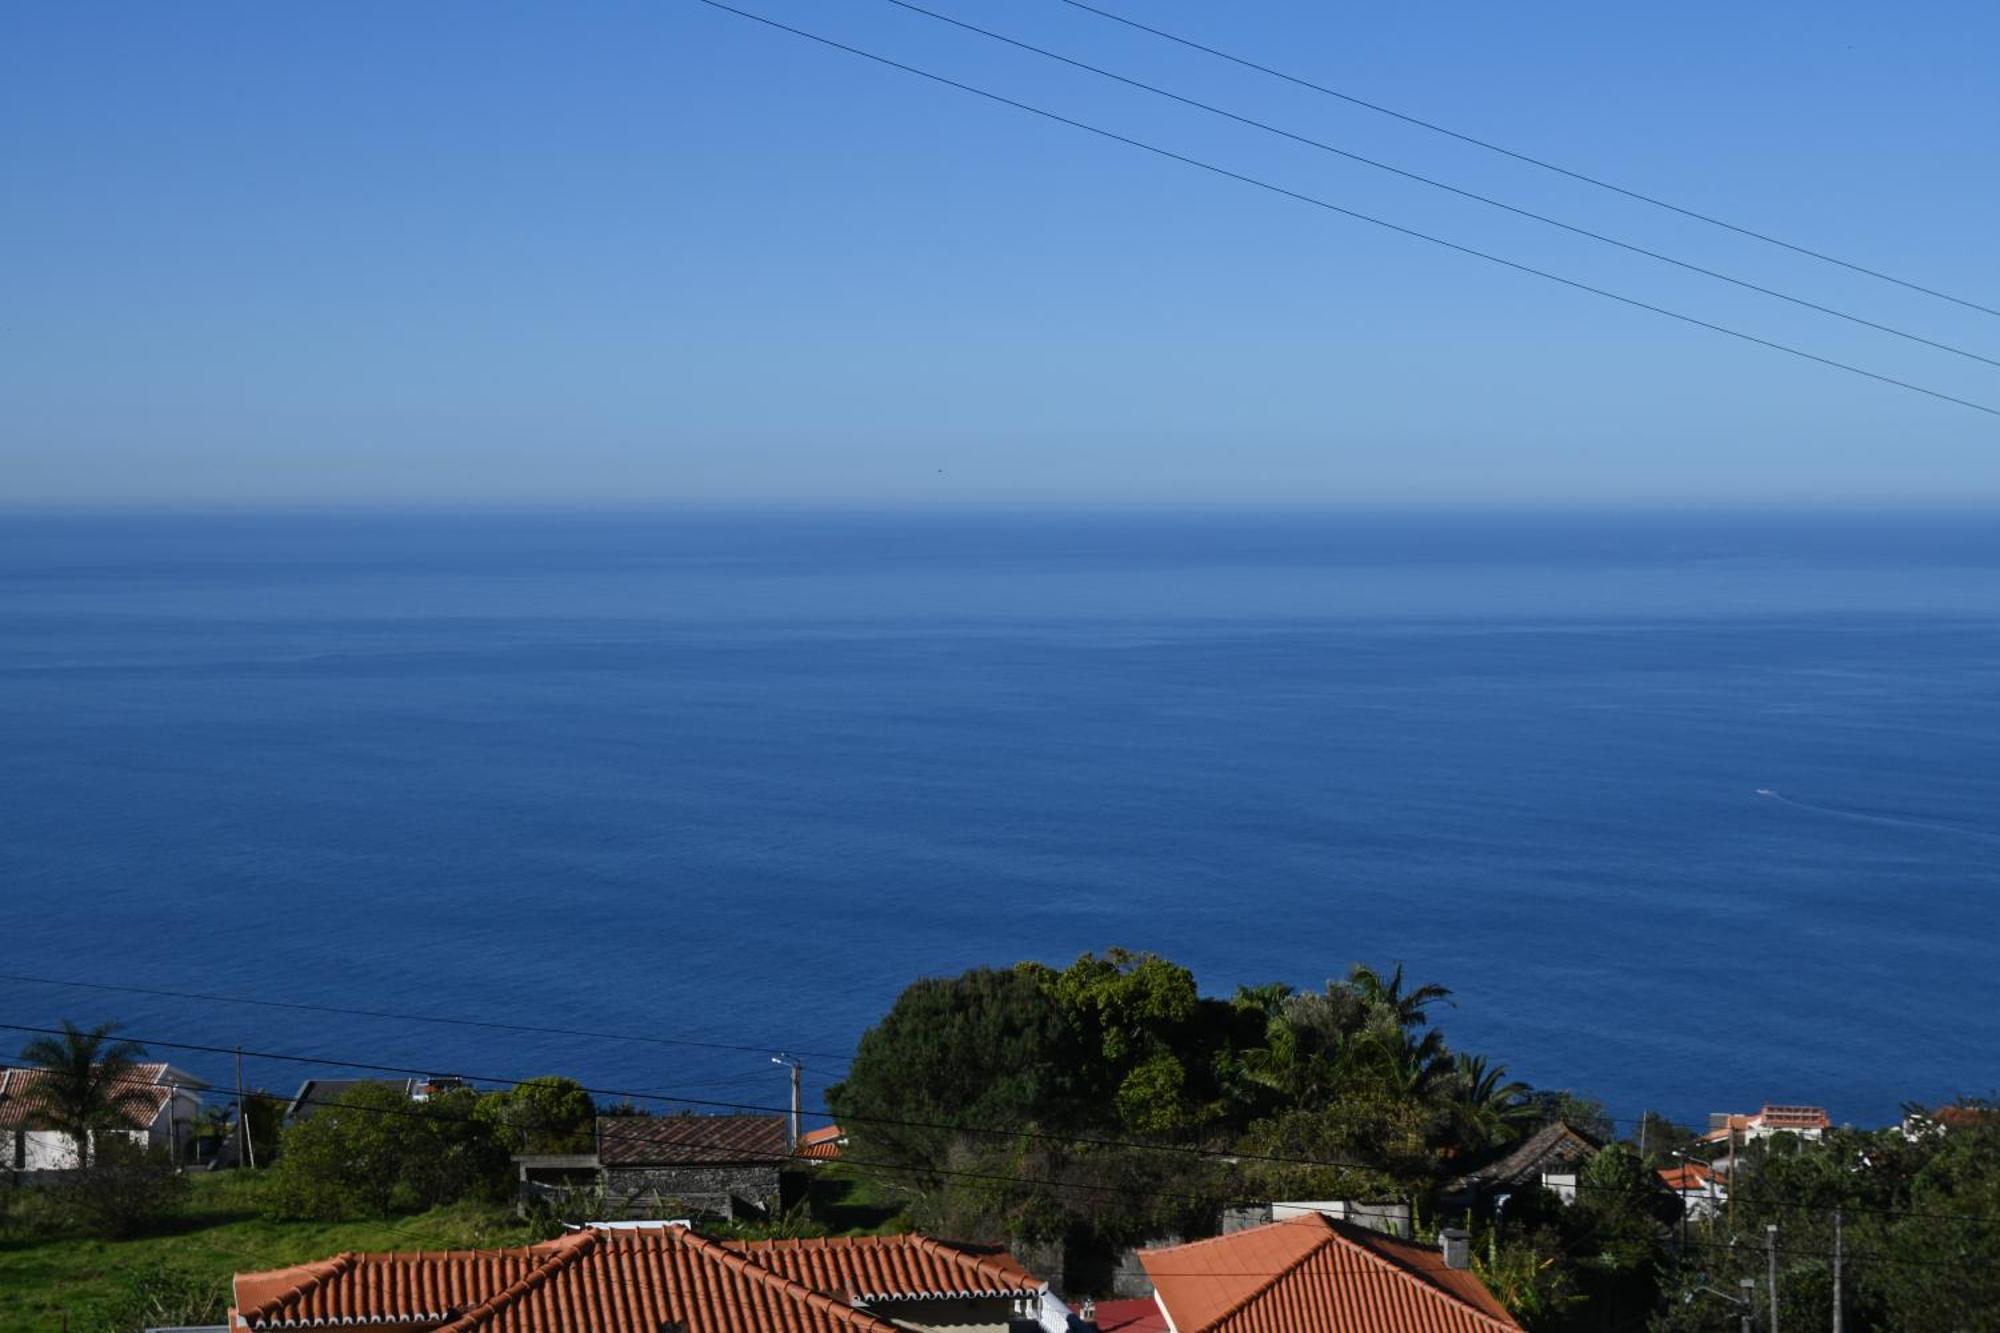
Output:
(12, 1127), (150, 1172)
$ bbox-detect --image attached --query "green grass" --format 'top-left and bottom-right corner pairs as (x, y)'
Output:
(804, 1165), (910, 1235)
(0, 1173), (543, 1333)
(1, 1168), (916, 1332)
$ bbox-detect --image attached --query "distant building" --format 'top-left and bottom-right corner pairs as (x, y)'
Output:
(1448, 1119), (1605, 1209)
(284, 1075), (469, 1122)
(1657, 1160), (1727, 1220)
(1702, 1105), (1830, 1145)
(1901, 1103), (1996, 1140)
(1137, 1214), (1520, 1332)
(0, 1062), (207, 1173)
(795, 1122), (846, 1162)
(514, 1112), (801, 1221)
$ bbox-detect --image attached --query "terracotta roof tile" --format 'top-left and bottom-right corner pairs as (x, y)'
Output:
(596, 1114), (790, 1167)
(728, 1233), (1040, 1300)
(1141, 1215), (1520, 1333)
(231, 1227), (1044, 1333)
(0, 1064), (178, 1133)
(794, 1126), (844, 1161)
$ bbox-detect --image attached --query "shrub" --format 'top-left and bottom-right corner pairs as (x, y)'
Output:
(48, 1136), (189, 1238)
(264, 1082), (511, 1220)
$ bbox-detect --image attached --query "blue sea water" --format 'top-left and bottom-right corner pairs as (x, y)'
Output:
(2, 508), (1997, 1129)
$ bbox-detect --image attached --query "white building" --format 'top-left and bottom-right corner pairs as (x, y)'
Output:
(0, 1062), (206, 1172)
(1702, 1104), (1830, 1146)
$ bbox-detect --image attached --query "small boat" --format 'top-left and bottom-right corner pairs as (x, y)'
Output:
(1754, 787), (1776, 797)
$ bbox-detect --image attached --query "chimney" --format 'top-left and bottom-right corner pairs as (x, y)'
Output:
(1440, 1228), (1472, 1270)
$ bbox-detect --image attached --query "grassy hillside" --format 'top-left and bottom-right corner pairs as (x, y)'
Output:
(0, 1173), (542, 1333)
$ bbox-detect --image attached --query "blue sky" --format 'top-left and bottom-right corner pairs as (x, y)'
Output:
(4, 0), (1997, 506)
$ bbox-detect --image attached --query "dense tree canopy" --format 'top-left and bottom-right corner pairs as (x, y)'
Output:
(827, 950), (1562, 1249)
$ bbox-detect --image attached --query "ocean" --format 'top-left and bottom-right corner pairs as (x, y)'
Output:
(2, 508), (1996, 1128)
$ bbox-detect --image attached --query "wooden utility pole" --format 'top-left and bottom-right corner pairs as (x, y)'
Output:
(1766, 1223), (1780, 1333)
(1832, 1209), (1844, 1333)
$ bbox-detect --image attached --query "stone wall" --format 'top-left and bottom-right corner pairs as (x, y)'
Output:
(603, 1163), (785, 1220)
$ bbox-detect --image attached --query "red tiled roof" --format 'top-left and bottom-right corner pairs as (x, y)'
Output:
(235, 1229), (902, 1333)
(795, 1125), (844, 1161)
(231, 1228), (1050, 1333)
(1657, 1163), (1719, 1192)
(730, 1233), (1040, 1300)
(1933, 1105), (1996, 1130)
(0, 1064), (177, 1133)
(1140, 1214), (1520, 1333)
(596, 1114), (790, 1167)
(1094, 1297), (1170, 1332)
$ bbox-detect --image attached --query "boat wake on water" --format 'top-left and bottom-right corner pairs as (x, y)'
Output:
(1755, 787), (2000, 845)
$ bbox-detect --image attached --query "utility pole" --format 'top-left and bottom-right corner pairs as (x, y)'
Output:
(1832, 1209), (1843, 1333)
(772, 1054), (802, 1148)
(1639, 1110), (1648, 1159)
(1766, 1223), (1780, 1333)
(1728, 1125), (1738, 1230)
(234, 1046), (255, 1171)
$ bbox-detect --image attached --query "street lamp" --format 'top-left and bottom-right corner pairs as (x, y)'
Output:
(771, 1054), (802, 1149)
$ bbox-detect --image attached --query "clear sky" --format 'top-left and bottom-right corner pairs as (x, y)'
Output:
(4, 0), (1997, 507)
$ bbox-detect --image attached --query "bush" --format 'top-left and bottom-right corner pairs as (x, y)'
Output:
(48, 1137), (189, 1238)
(86, 1263), (229, 1333)
(265, 1082), (510, 1220)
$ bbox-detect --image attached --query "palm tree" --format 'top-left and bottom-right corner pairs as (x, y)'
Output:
(1444, 1053), (1535, 1149)
(1345, 963), (1452, 1030)
(17, 1020), (156, 1168)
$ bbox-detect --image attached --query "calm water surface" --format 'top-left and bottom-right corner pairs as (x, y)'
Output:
(3, 509), (1996, 1126)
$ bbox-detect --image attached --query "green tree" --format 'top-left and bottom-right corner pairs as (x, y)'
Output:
(15, 1020), (157, 1169)
(477, 1076), (595, 1154)
(266, 1082), (414, 1217)
(264, 1082), (507, 1219)
(828, 966), (1082, 1197)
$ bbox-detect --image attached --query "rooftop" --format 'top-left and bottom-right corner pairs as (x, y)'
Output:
(230, 1227), (1048, 1333)
(1140, 1213), (1519, 1333)
(0, 1063), (197, 1133)
(595, 1113), (791, 1167)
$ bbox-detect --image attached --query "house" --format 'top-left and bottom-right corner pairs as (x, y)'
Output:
(1447, 1119), (1604, 1210)
(1702, 1105), (1829, 1145)
(1136, 1213), (1520, 1332)
(0, 1062), (207, 1173)
(227, 1226), (1073, 1333)
(796, 1123), (846, 1162)
(1901, 1103), (1995, 1140)
(1657, 1160), (1726, 1220)
(286, 1075), (468, 1121)
(514, 1112), (796, 1220)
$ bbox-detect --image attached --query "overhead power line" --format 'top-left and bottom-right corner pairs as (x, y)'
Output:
(1062, 0), (2000, 321)
(10, 1020), (2000, 1232)
(694, 0), (2000, 418)
(878, 0), (2000, 371)
(0, 968), (1906, 1136)
(0, 971), (853, 1065)
(42, 1060), (2000, 1260)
